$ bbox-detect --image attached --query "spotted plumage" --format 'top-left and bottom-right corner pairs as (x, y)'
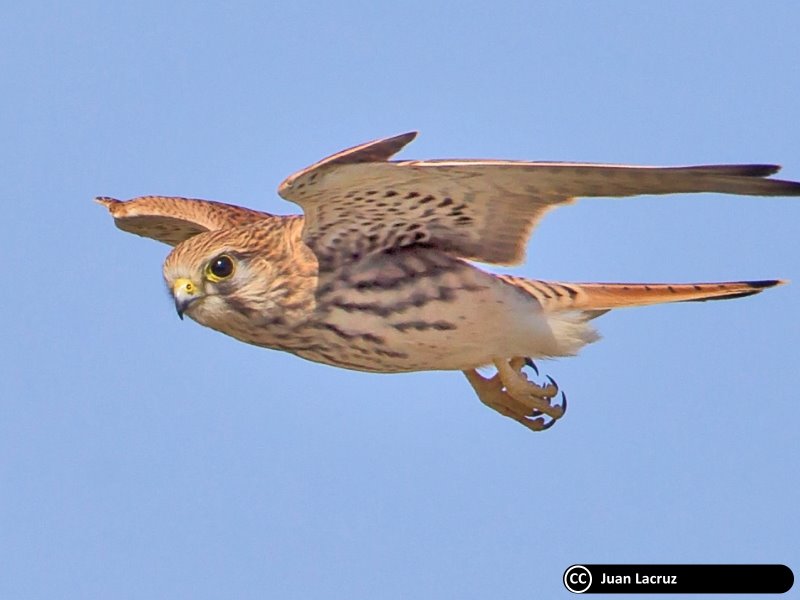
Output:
(98, 132), (800, 431)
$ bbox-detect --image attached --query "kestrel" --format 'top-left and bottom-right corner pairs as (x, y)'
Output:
(97, 132), (800, 431)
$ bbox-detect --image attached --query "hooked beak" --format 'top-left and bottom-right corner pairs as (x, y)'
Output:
(172, 277), (201, 319)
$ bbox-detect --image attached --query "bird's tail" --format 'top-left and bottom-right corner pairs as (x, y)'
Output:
(498, 275), (786, 314)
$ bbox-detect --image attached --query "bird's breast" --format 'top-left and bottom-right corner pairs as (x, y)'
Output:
(250, 248), (534, 372)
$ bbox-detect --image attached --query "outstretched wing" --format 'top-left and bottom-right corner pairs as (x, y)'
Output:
(278, 132), (800, 268)
(96, 196), (272, 246)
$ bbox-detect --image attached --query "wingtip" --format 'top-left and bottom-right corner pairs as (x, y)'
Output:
(742, 164), (782, 177)
(278, 131), (420, 199)
(762, 164), (782, 177)
(397, 130), (418, 143)
(95, 196), (120, 210)
(381, 131), (418, 152)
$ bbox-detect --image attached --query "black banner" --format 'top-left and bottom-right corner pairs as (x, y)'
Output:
(563, 564), (793, 594)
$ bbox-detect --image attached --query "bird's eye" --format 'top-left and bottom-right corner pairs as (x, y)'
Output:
(206, 254), (235, 282)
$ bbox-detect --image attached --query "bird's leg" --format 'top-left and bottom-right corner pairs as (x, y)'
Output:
(463, 357), (567, 432)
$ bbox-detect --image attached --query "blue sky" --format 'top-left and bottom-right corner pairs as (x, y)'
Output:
(2, 2), (798, 598)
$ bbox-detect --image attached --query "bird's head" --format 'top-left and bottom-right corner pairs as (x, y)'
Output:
(162, 224), (293, 338)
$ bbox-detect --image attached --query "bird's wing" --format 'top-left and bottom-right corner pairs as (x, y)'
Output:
(96, 196), (272, 246)
(278, 132), (800, 267)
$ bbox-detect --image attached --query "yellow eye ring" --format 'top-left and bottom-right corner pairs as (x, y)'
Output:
(205, 254), (235, 282)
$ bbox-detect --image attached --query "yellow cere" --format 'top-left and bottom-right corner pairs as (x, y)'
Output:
(172, 278), (197, 296)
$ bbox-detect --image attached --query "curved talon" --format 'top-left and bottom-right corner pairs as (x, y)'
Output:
(538, 415), (558, 431)
(530, 394), (567, 431)
(516, 416), (547, 432)
(545, 374), (559, 394)
(523, 357), (539, 375)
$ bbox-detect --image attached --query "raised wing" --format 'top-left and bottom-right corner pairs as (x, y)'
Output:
(278, 132), (800, 267)
(96, 196), (273, 246)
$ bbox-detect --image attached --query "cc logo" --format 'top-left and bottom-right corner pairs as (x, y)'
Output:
(564, 565), (593, 593)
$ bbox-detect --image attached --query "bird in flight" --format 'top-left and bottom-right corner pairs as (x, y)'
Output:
(97, 132), (799, 431)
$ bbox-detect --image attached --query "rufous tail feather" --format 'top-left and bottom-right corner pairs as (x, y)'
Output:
(497, 276), (786, 312)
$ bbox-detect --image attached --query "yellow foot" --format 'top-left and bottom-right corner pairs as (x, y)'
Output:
(463, 357), (567, 432)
